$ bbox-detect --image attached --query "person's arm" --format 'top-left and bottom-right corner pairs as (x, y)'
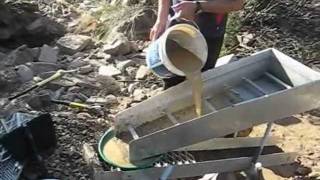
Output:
(198, 0), (244, 13)
(172, 0), (244, 20)
(150, 0), (170, 41)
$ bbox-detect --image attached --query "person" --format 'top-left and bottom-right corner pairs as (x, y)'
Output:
(150, 0), (244, 88)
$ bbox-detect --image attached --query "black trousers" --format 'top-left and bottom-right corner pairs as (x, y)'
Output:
(163, 35), (225, 88)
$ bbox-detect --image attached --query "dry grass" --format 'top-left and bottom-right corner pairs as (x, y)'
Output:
(92, 4), (144, 41)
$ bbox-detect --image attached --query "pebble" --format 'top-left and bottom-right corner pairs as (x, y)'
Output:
(135, 65), (150, 79)
(105, 94), (118, 104)
(128, 82), (139, 94)
(98, 65), (121, 77)
(86, 96), (107, 104)
(116, 59), (135, 72)
(133, 89), (147, 101)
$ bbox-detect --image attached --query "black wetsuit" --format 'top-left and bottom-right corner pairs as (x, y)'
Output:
(164, 0), (228, 88)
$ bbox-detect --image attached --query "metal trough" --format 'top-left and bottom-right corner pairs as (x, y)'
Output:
(114, 48), (320, 161)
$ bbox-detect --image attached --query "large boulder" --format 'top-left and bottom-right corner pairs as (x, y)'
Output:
(103, 33), (136, 55)
(57, 34), (92, 55)
(0, 1), (64, 47)
(3, 45), (35, 67)
(110, 8), (157, 40)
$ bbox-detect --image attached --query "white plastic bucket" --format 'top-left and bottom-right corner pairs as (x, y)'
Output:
(146, 23), (208, 78)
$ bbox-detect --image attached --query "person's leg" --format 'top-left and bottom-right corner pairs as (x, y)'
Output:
(162, 75), (186, 89)
(201, 36), (225, 72)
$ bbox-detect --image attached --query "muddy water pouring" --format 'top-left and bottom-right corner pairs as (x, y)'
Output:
(147, 23), (208, 116)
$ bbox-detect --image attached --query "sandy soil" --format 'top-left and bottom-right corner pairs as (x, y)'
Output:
(250, 111), (320, 179)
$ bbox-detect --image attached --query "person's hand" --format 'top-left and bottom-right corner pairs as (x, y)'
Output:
(150, 20), (167, 41)
(172, 1), (197, 21)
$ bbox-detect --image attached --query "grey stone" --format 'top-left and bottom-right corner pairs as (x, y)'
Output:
(128, 82), (139, 94)
(79, 65), (94, 74)
(103, 33), (133, 55)
(116, 59), (135, 72)
(86, 96), (108, 104)
(69, 58), (90, 69)
(91, 51), (112, 60)
(26, 17), (65, 36)
(117, 96), (133, 111)
(4, 45), (34, 66)
(126, 66), (137, 78)
(148, 87), (163, 97)
(135, 65), (150, 79)
(38, 45), (59, 63)
(98, 65), (121, 77)
(0, 52), (6, 61)
(88, 59), (107, 67)
(133, 89), (146, 101)
(26, 62), (59, 75)
(106, 94), (118, 105)
(82, 143), (101, 168)
(16, 65), (34, 83)
(57, 34), (92, 55)
(0, 69), (19, 91)
(96, 75), (121, 94)
(30, 47), (40, 59)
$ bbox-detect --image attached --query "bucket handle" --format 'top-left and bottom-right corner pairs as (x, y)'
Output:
(168, 10), (200, 30)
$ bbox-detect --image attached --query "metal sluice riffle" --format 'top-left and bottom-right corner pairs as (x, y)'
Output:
(0, 113), (35, 180)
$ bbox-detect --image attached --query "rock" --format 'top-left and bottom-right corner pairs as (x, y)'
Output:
(98, 65), (121, 77)
(126, 66), (137, 78)
(116, 59), (135, 72)
(0, 52), (6, 61)
(150, 84), (159, 90)
(0, 69), (20, 92)
(77, 112), (92, 120)
(4, 45), (34, 66)
(38, 44), (59, 63)
(133, 89), (146, 101)
(26, 17), (65, 38)
(26, 92), (52, 110)
(295, 166), (312, 176)
(135, 65), (150, 79)
(69, 58), (90, 69)
(105, 94), (118, 105)
(72, 52), (87, 59)
(82, 143), (101, 168)
(91, 51), (112, 61)
(79, 65), (94, 74)
(88, 59), (108, 67)
(110, 0), (139, 6)
(86, 96), (108, 104)
(103, 33), (134, 55)
(57, 34), (92, 55)
(112, 8), (157, 40)
(128, 82), (139, 94)
(30, 47), (40, 59)
(117, 96), (133, 110)
(16, 65), (34, 83)
(26, 62), (59, 75)
(96, 75), (121, 94)
(148, 87), (163, 97)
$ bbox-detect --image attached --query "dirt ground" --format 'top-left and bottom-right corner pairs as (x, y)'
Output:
(1, 0), (319, 179)
(250, 112), (320, 179)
